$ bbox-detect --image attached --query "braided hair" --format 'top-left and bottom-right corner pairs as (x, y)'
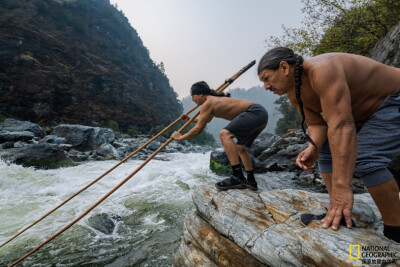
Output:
(191, 81), (231, 97)
(258, 47), (316, 148)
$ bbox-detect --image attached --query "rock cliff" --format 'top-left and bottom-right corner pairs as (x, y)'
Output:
(370, 21), (400, 67)
(0, 0), (182, 132)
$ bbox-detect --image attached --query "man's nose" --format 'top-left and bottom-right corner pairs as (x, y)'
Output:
(264, 82), (271, 90)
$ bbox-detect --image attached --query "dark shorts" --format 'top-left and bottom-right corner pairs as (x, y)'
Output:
(224, 104), (268, 147)
(318, 92), (400, 187)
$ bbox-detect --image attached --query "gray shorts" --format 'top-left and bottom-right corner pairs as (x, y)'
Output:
(224, 104), (268, 147)
(318, 92), (400, 187)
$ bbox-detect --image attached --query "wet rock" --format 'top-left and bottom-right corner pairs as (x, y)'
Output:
(0, 130), (35, 143)
(67, 149), (89, 162)
(174, 185), (400, 267)
(0, 143), (76, 168)
(0, 118), (45, 138)
(210, 148), (231, 175)
(250, 132), (279, 158)
(174, 211), (266, 267)
(39, 135), (67, 145)
(96, 143), (120, 159)
(53, 124), (115, 151)
(1, 141), (14, 149)
(146, 141), (161, 151)
(87, 213), (121, 235)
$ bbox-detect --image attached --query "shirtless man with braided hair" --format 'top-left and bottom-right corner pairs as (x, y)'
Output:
(171, 81), (268, 191)
(258, 47), (400, 243)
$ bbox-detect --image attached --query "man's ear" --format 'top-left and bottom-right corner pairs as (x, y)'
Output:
(279, 61), (290, 75)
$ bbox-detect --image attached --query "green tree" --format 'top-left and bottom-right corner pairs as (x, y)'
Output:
(266, 0), (400, 56)
(274, 96), (302, 134)
(108, 120), (120, 132)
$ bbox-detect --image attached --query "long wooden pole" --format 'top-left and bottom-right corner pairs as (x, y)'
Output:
(0, 104), (198, 249)
(1, 60), (255, 250)
(8, 115), (199, 267)
(7, 60), (255, 266)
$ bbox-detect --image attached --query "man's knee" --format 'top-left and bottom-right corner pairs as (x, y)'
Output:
(219, 129), (234, 141)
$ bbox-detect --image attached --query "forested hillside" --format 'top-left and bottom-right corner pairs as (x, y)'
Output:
(0, 0), (182, 133)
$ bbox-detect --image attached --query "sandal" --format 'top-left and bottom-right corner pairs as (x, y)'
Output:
(215, 175), (247, 191)
(245, 181), (258, 191)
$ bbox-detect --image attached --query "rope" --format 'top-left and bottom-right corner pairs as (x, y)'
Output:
(7, 60), (255, 266)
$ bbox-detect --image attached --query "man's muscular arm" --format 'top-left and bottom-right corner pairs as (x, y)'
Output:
(171, 101), (213, 141)
(309, 61), (356, 230)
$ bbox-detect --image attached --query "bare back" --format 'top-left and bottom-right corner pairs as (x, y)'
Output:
(201, 96), (254, 121)
(301, 53), (400, 122)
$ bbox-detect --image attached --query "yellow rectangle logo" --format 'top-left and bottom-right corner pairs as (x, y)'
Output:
(349, 245), (360, 259)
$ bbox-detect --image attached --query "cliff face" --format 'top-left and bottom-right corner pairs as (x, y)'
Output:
(370, 21), (400, 67)
(0, 0), (182, 132)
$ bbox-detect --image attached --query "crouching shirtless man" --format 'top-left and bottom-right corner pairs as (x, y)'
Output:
(171, 81), (268, 191)
(258, 47), (400, 242)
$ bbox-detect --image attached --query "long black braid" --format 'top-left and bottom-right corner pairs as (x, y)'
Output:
(258, 47), (317, 149)
(294, 55), (317, 148)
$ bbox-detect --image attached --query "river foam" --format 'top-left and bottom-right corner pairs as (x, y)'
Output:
(0, 152), (218, 266)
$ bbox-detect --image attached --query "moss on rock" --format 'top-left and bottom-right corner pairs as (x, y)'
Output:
(209, 159), (232, 176)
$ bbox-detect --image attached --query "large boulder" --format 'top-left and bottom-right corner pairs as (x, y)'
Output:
(53, 124), (115, 151)
(174, 185), (400, 266)
(0, 118), (45, 139)
(249, 132), (279, 158)
(0, 130), (35, 143)
(174, 211), (266, 267)
(0, 143), (76, 168)
(95, 143), (120, 159)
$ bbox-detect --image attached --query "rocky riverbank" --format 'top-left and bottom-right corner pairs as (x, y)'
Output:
(0, 118), (213, 168)
(174, 185), (400, 266)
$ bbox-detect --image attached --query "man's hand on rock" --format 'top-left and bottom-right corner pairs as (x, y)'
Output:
(322, 185), (354, 230)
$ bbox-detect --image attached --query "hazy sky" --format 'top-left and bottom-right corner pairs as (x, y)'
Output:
(109, 0), (305, 99)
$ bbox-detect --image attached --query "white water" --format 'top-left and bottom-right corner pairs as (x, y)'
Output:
(0, 152), (220, 266)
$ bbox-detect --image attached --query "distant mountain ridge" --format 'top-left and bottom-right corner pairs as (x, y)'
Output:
(0, 0), (182, 132)
(181, 86), (281, 142)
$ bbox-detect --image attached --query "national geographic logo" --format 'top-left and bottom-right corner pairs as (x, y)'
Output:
(349, 245), (399, 265)
(349, 245), (360, 259)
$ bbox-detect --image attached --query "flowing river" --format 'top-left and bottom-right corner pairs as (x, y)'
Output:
(0, 152), (221, 266)
(0, 151), (305, 266)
